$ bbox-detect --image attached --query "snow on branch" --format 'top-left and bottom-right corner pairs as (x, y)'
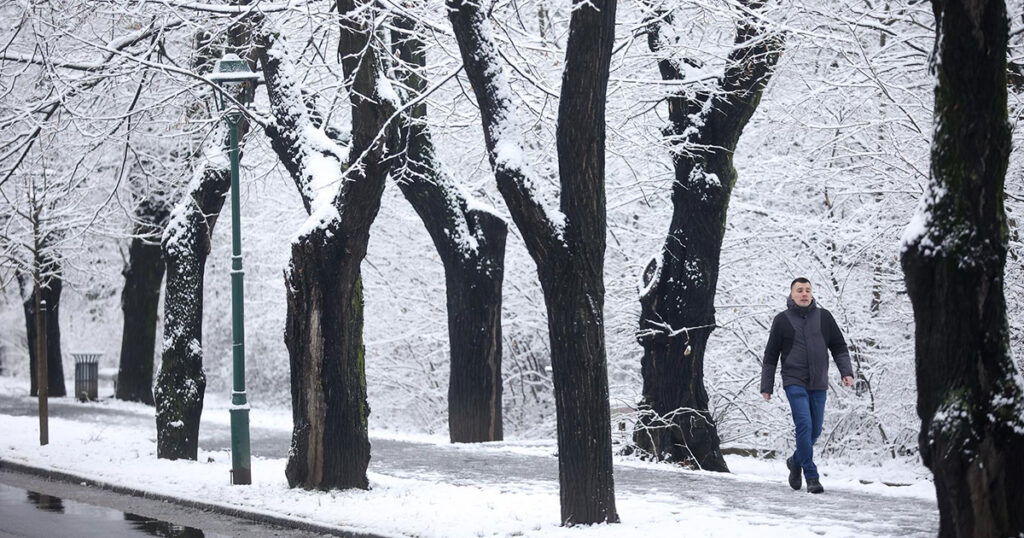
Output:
(900, 179), (944, 256)
(150, 0), (300, 14)
(0, 19), (186, 72)
(161, 123), (231, 256)
(448, 0), (567, 257)
(258, 30), (348, 239)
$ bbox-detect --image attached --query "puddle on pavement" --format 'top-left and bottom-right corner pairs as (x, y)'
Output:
(1, 482), (221, 537)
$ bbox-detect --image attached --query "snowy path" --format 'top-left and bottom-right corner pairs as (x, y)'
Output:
(0, 391), (938, 537)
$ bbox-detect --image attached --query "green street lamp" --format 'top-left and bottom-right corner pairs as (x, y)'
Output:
(210, 53), (259, 486)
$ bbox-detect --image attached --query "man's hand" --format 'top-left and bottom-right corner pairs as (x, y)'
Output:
(761, 392), (771, 401)
(842, 376), (855, 387)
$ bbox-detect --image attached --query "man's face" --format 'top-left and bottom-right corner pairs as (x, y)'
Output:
(791, 282), (813, 307)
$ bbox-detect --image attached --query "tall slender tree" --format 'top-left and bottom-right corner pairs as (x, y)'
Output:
(391, 15), (508, 443)
(633, 0), (783, 471)
(449, 0), (620, 524)
(901, 0), (1024, 535)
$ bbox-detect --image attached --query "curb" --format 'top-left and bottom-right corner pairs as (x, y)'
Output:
(0, 458), (390, 538)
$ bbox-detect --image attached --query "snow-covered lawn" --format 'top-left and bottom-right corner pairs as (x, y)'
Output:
(1, 377), (937, 537)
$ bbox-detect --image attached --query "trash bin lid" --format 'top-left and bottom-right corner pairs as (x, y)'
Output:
(71, 352), (103, 362)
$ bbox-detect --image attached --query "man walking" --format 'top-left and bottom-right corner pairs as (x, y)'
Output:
(761, 277), (854, 493)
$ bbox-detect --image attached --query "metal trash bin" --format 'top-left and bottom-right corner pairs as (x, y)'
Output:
(73, 352), (101, 402)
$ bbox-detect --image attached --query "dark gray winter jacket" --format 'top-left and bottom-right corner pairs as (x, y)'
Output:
(759, 299), (854, 394)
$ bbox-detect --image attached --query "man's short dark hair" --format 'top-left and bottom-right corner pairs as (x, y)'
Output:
(791, 277), (811, 288)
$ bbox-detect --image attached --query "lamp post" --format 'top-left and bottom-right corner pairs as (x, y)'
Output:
(210, 53), (259, 486)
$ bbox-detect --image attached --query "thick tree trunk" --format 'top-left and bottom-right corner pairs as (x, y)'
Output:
(392, 17), (507, 443)
(633, 1), (782, 471)
(282, 172), (386, 490)
(449, 0), (619, 524)
(634, 148), (736, 470)
(116, 201), (171, 405)
(396, 160), (507, 444)
(900, 1), (1024, 536)
(443, 256), (505, 442)
(262, 0), (394, 489)
(22, 273), (65, 398)
(284, 233), (371, 489)
(155, 163), (230, 460)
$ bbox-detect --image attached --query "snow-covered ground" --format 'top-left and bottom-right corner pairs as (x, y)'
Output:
(1, 377), (938, 537)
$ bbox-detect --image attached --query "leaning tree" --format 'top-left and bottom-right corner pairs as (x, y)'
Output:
(633, 0), (784, 471)
(900, 0), (1024, 535)
(155, 24), (257, 460)
(449, 0), (620, 525)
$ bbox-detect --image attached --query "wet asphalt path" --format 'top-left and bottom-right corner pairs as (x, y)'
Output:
(0, 470), (340, 537)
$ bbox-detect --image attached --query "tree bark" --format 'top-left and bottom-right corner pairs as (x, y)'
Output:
(284, 230), (374, 490)
(633, 0), (783, 471)
(154, 23), (254, 461)
(900, 1), (1024, 536)
(116, 197), (171, 405)
(259, 0), (395, 489)
(155, 161), (230, 460)
(20, 271), (66, 398)
(391, 16), (507, 443)
(442, 251), (505, 442)
(449, 0), (619, 524)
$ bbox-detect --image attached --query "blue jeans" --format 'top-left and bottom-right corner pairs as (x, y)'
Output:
(784, 385), (827, 480)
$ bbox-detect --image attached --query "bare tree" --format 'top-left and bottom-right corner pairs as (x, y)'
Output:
(3, 166), (73, 443)
(155, 26), (255, 460)
(0, 4), (176, 403)
(632, 0), (783, 471)
(448, 0), (620, 524)
(257, 0), (396, 488)
(391, 15), (508, 443)
(116, 164), (173, 405)
(900, 0), (1024, 535)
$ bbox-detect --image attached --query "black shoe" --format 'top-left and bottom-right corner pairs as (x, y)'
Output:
(786, 457), (802, 490)
(806, 478), (824, 494)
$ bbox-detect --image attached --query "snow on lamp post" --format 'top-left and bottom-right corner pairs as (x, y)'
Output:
(210, 53), (259, 486)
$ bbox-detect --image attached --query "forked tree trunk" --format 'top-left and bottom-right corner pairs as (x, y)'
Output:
(392, 16), (507, 443)
(117, 198), (171, 405)
(900, 1), (1024, 536)
(155, 163), (230, 460)
(260, 0), (394, 489)
(21, 272), (65, 398)
(633, 0), (783, 471)
(449, 0), (619, 524)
